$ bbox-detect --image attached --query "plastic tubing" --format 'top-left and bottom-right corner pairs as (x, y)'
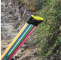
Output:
(5, 24), (34, 60)
(3, 24), (30, 60)
(1, 23), (28, 60)
(8, 26), (36, 60)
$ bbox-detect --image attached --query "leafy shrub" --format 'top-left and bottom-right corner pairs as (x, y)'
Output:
(29, 0), (61, 59)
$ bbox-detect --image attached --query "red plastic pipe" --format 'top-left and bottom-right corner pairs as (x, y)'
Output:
(8, 26), (36, 60)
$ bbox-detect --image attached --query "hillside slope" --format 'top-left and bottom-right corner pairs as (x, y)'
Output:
(29, 0), (61, 60)
(1, 0), (61, 60)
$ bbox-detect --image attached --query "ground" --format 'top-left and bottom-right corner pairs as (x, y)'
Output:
(1, 40), (41, 60)
(1, 0), (40, 60)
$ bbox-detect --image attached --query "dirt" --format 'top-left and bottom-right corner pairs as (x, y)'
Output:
(1, 0), (33, 40)
(1, 0), (41, 60)
(1, 40), (41, 60)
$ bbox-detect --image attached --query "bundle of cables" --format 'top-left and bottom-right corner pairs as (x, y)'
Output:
(1, 15), (43, 60)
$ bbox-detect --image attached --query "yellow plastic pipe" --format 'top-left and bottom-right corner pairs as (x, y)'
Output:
(1, 23), (29, 60)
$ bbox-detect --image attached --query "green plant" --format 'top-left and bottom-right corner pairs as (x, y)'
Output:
(29, 0), (61, 59)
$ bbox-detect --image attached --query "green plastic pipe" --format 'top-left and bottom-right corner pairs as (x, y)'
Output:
(5, 24), (34, 60)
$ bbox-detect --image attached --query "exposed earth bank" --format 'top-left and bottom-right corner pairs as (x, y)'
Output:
(1, 0), (41, 60)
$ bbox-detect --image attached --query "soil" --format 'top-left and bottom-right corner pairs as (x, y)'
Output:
(1, 0), (41, 60)
(1, 40), (41, 60)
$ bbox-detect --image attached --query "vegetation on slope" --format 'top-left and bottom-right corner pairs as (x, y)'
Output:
(34, 0), (61, 59)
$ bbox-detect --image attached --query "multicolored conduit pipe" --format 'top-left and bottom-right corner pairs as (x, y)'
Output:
(1, 15), (43, 60)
